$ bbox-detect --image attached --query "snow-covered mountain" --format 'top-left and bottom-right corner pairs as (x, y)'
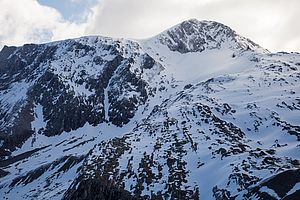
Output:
(0, 19), (299, 200)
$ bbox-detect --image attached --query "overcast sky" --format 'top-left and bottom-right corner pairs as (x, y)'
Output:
(0, 0), (299, 52)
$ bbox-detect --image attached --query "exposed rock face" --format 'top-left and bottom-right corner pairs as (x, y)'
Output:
(245, 169), (300, 200)
(0, 37), (162, 156)
(158, 19), (267, 54)
(63, 178), (133, 200)
(0, 20), (299, 200)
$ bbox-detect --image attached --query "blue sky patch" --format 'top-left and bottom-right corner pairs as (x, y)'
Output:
(38, 0), (97, 22)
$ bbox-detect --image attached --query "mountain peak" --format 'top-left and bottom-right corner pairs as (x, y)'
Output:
(153, 19), (267, 54)
(177, 19), (230, 30)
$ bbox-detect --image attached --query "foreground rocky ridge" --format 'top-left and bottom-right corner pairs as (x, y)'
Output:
(0, 19), (299, 199)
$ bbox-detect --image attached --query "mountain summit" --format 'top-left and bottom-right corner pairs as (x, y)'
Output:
(153, 19), (268, 54)
(0, 20), (299, 200)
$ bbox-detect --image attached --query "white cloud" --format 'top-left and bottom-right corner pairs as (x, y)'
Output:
(69, 0), (83, 3)
(1, 0), (299, 52)
(0, 0), (88, 48)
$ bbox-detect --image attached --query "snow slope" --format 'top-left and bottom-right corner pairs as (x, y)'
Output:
(0, 19), (299, 200)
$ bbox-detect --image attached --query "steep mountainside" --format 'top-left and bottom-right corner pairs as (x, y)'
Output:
(0, 19), (299, 200)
